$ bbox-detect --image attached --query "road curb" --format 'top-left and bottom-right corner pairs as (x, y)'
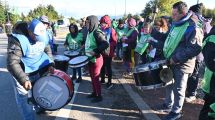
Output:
(117, 77), (161, 120)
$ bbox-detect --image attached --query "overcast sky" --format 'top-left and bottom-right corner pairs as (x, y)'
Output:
(6, 0), (215, 19)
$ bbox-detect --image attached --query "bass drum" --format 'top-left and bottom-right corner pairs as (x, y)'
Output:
(32, 69), (74, 111)
(133, 60), (167, 90)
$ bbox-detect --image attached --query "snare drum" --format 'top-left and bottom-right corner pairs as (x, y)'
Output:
(32, 69), (74, 110)
(64, 50), (79, 59)
(69, 55), (89, 68)
(133, 60), (167, 89)
(54, 55), (70, 72)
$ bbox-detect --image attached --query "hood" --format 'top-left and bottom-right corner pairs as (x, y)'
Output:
(12, 21), (30, 37)
(172, 12), (192, 26)
(100, 15), (111, 28)
(86, 15), (99, 33)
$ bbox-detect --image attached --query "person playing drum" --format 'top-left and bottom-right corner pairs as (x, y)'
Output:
(7, 19), (55, 119)
(147, 2), (203, 120)
(64, 23), (84, 83)
(85, 15), (109, 103)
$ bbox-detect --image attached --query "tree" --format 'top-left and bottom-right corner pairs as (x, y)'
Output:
(0, 0), (5, 24)
(140, 0), (180, 19)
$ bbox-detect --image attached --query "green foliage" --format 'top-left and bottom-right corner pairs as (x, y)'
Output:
(140, 0), (180, 18)
(0, 0), (5, 24)
(26, 4), (60, 22)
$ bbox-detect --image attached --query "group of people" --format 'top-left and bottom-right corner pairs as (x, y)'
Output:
(5, 1), (215, 120)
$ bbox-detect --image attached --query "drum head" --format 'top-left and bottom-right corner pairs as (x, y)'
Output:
(64, 50), (79, 57)
(69, 56), (88, 66)
(33, 76), (71, 110)
(54, 55), (70, 61)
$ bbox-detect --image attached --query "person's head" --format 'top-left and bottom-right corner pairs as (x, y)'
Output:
(69, 23), (78, 34)
(154, 18), (168, 33)
(127, 17), (136, 28)
(143, 23), (152, 34)
(100, 15), (111, 30)
(39, 15), (50, 29)
(28, 19), (47, 41)
(86, 15), (99, 33)
(118, 19), (124, 28)
(172, 1), (188, 22)
(189, 3), (203, 15)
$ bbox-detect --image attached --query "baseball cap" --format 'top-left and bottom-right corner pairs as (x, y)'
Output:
(28, 19), (48, 41)
(39, 15), (49, 24)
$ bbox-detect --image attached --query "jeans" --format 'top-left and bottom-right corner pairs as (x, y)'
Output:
(11, 74), (40, 120)
(116, 42), (122, 58)
(186, 61), (205, 97)
(72, 67), (82, 78)
(165, 67), (189, 113)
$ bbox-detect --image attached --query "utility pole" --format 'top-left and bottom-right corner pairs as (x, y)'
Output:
(124, 0), (126, 16)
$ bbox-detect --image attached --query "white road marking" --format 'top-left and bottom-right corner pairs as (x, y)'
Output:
(55, 82), (80, 120)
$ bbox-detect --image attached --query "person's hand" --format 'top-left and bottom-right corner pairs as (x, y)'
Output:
(48, 66), (55, 74)
(167, 58), (175, 65)
(147, 37), (157, 43)
(23, 81), (32, 90)
(86, 51), (95, 56)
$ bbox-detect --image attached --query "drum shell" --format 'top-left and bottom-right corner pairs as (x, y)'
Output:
(54, 60), (69, 72)
(133, 68), (163, 86)
(133, 60), (166, 89)
(54, 55), (70, 73)
(32, 69), (74, 111)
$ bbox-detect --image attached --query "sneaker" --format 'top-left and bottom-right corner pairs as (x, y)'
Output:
(36, 108), (52, 115)
(76, 77), (82, 83)
(87, 92), (97, 98)
(162, 112), (182, 120)
(106, 83), (113, 89)
(185, 96), (196, 103)
(100, 80), (106, 84)
(91, 95), (103, 103)
(71, 76), (77, 81)
(153, 103), (171, 113)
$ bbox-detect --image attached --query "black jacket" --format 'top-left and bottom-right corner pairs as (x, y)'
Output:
(7, 22), (53, 85)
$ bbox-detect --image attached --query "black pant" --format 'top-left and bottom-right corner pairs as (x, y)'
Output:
(100, 56), (112, 83)
(199, 93), (215, 120)
(186, 61), (205, 96)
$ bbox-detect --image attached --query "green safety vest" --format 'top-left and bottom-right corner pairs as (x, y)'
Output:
(201, 35), (215, 118)
(66, 32), (83, 50)
(163, 22), (189, 59)
(116, 27), (128, 42)
(135, 34), (150, 55)
(85, 29), (102, 63)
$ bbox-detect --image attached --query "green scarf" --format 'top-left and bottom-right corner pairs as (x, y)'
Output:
(201, 35), (215, 94)
(163, 22), (189, 59)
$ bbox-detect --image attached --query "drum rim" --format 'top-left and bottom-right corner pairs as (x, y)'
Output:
(32, 75), (74, 111)
(69, 55), (89, 66)
(69, 60), (89, 68)
(54, 55), (70, 61)
(64, 50), (79, 57)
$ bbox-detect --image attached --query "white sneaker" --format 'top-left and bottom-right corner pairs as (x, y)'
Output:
(185, 96), (196, 103)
